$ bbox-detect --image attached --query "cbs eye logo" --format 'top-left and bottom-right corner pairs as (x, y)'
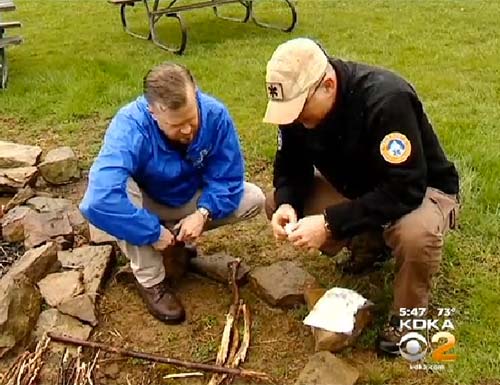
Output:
(399, 332), (457, 362)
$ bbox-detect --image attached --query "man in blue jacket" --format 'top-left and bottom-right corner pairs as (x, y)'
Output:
(80, 62), (265, 324)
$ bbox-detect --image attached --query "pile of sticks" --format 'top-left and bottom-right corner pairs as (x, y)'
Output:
(207, 259), (252, 385)
(57, 348), (100, 385)
(0, 336), (50, 385)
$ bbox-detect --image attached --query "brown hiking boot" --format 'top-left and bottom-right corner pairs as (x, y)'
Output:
(135, 278), (185, 324)
(378, 315), (404, 356)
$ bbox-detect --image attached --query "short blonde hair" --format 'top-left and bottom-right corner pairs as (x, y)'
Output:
(143, 62), (195, 110)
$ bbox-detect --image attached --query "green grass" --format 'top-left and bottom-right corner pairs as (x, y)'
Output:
(1, 0), (499, 384)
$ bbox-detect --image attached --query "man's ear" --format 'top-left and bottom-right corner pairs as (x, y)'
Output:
(323, 76), (336, 93)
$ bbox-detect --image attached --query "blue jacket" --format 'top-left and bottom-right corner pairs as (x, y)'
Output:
(80, 91), (245, 246)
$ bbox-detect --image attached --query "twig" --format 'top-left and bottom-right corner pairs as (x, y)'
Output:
(164, 372), (204, 379)
(207, 260), (242, 385)
(231, 303), (251, 368)
(47, 333), (272, 382)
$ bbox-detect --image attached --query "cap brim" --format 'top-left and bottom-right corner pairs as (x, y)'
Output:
(262, 92), (308, 125)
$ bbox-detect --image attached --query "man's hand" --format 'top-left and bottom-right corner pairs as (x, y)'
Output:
(271, 204), (298, 240)
(175, 210), (206, 243)
(152, 226), (175, 251)
(288, 214), (328, 250)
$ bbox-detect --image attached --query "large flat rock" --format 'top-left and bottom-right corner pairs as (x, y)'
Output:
(38, 147), (80, 185)
(0, 141), (42, 168)
(26, 196), (74, 213)
(294, 351), (359, 385)
(38, 271), (85, 307)
(3, 186), (36, 213)
(57, 294), (98, 326)
(0, 167), (38, 193)
(250, 261), (318, 307)
(23, 210), (73, 249)
(58, 245), (113, 294)
(33, 309), (92, 353)
(190, 253), (250, 284)
(5, 242), (58, 284)
(1, 205), (34, 242)
(0, 277), (42, 358)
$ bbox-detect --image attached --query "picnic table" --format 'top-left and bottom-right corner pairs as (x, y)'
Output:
(0, 0), (22, 89)
(109, 0), (297, 54)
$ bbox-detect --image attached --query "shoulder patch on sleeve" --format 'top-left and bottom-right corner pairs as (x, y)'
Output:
(277, 130), (283, 151)
(380, 132), (411, 164)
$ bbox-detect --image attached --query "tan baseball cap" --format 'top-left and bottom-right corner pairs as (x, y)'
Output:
(263, 38), (328, 125)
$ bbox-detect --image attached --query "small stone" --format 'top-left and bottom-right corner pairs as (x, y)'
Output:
(67, 208), (90, 240)
(38, 271), (85, 307)
(23, 210), (73, 249)
(0, 167), (38, 193)
(249, 261), (318, 307)
(3, 186), (36, 213)
(190, 253), (250, 284)
(88, 223), (116, 244)
(33, 309), (92, 353)
(5, 242), (58, 284)
(58, 245), (113, 294)
(294, 351), (359, 385)
(58, 293), (98, 326)
(0, 141), (42, 168)
(0, 277), (42, 358)
(305, 288), (374, 353)
(26, 196), (74, 213)
(1, 206), (34, 242)
(38, 147), (80, 185)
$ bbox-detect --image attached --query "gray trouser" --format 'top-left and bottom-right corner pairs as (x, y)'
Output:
(118, 179), (265, 287)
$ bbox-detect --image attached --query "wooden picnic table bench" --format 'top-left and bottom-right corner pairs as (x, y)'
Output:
(108, 0), (297, 54)
(0, 0), (23, 89)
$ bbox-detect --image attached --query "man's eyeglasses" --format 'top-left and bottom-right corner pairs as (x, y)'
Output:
(301, 72), (327, 112)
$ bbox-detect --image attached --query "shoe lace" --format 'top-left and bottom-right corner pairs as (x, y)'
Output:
(151, 281), (170, 301)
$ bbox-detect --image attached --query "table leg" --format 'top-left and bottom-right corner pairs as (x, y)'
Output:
(212, 0), (251, 23)
(250, 0), (297, 32)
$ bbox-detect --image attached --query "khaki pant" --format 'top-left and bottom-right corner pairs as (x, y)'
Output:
(120, 179), (265, 288)
(265, 174), (459, 313)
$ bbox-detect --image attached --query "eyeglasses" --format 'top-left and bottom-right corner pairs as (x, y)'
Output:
(300, 72), (327, 115)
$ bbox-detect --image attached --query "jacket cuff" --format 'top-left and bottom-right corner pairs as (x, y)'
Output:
(274, 187), (304, 217)
(324, 201), (363, 240)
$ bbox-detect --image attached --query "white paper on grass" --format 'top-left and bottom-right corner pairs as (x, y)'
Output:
(303, 287), (368, 334)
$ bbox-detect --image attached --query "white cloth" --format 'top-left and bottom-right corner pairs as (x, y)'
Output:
(303, 287), (367, 334)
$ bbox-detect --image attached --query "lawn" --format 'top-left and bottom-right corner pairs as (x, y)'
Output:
(1, 1), (499, 384)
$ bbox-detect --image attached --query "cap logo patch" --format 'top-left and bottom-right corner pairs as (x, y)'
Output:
(267, 82), (284, 101)
(380, 132), (411, 164)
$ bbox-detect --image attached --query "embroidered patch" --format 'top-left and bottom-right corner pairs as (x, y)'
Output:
(380, 132), (411, 164)
(267, 82), (284, 101)
(277, 130), (283, 150)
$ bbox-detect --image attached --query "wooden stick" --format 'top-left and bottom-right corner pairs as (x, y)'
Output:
(47, 333), (271, 381)
(207, 260), (242, 385)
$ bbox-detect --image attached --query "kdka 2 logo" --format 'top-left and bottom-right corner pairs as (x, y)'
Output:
(398, 308), (458, 363)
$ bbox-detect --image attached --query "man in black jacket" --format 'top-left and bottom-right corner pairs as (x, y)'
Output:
(263, 38), (460, 355)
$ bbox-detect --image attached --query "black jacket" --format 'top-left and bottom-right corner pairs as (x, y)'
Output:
(273, 58), (459, 240)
